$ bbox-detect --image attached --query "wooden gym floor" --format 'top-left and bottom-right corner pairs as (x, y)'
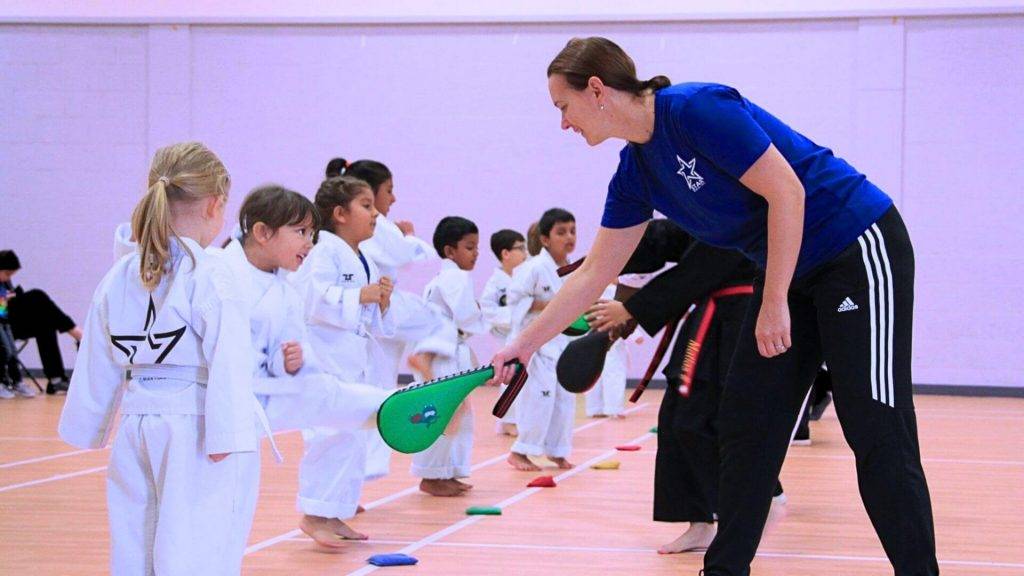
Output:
(1, 388), (1022, 575)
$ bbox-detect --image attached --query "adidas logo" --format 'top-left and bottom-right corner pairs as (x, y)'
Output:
(837, 297), (859, 312)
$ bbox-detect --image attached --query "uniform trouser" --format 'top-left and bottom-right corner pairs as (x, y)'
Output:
(9, 289), (75, 379)
(259, 373), (389, 517)
(371, 290), (448, 478)
(497, 382), (519, 425)
(704, 206), (938, 576)
(585, 339), (627, 416)
(411, 342), (474, 479)
(511, 353), (575, 458)
(365, 337), (405, 480)
(107, 414), (260, 576)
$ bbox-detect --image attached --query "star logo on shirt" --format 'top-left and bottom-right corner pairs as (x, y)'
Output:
(110, 296), (186, 364)
(676, 155), (705, 192)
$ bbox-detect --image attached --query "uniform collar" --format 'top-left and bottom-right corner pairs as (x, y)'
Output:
(441, 259), (464, 272)
(537, 247), (561, 270)
(319, 230), (359, 258)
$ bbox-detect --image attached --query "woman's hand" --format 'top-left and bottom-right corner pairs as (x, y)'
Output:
(755, 296), (791, 358)
(487, 339), (536, 386)
(585, 299), (633, 332)
(282, 341), (303, 375)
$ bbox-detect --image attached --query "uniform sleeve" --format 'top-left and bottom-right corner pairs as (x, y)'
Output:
(601, 146), (654, 229)
(57, 274), (124, 449)
(369, 300), (396, 339)
(360, 218), (435, 270)
(268, 283), (314, 377)
(194, 265), (257, 455)
(506, 263), (537, 337)
(437, 269), (484, 336)
(679, 85), (772, 180)
(624, 243), (749, 336)
(479, 275), (511, 336)
(112, 222), (135, 262)
(298, 250), (363, 331)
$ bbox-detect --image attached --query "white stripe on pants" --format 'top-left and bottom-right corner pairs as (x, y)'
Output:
(857, 223), (896, 408)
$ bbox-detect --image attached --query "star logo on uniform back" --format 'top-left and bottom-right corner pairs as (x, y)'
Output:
(110, 296), (186, 364)
(677, 155), (705, 192)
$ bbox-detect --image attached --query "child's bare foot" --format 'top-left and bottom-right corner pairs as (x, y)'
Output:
(548, 456), (574, 469)
(419, 478), (464, 497)
(610, 413), (625, 419)
(499, 422), (519, 436)
(590, 413), (607, 418)
(300, 515), (366, 548)
(507, 452), (541, 471)
(407, 353), (434, 381)
(657, 522), (716, 554)
(451, 479), (473, 491)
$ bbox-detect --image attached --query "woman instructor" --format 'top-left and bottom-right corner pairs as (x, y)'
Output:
(491, 37), (938, 576)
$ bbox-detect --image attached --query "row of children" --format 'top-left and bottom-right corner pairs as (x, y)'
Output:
(56, 141), (630, 575)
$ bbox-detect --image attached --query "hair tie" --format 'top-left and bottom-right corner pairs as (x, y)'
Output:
(158, 176), (170, 186)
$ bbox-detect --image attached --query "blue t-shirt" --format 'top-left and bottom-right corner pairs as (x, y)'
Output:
(602, 83), (892, 279)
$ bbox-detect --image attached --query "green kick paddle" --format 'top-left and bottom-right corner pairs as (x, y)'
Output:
(377, 360), (527, 454)
(563, 313), (591, 336)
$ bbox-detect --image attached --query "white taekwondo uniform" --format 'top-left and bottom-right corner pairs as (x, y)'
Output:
(507, 248), (576, 459)
(409, 259), (485, 479)
(58, 237), (259, 576)
(289, 230), (394, 518)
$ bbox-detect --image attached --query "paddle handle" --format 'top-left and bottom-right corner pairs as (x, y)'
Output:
(492, 359), (528, 418)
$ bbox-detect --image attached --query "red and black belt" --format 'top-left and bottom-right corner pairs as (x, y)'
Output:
(630, 284), (754, 402)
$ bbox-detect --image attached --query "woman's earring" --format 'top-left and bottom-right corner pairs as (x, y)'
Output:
(599, 104), (605, 110)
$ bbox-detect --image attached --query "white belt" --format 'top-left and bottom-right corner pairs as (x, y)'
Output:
(123, 364), (283, 463)
(255, 396), (284, 463)
(126, 364), (208, 383)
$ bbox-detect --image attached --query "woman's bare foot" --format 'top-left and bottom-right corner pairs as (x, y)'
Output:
(548, 456), (574, 469)
(764, 493), (788, 535)
(499, 422), (519, 436)
(451, 479), (473, 491)
(507, 452), (541, 471)
(419, 478), (464, 497)
(300, 515), (367, 548)
(658, 522), (717, 554)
